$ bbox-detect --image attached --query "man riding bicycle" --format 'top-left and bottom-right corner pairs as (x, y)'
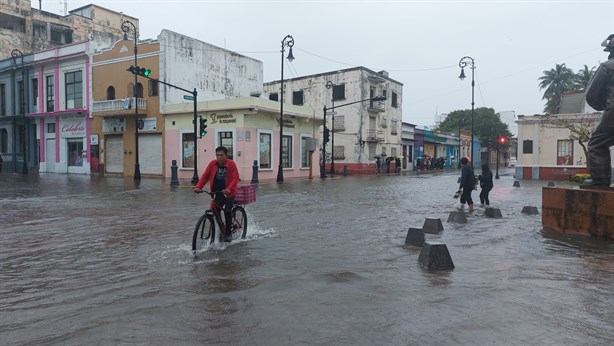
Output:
(193, 146), (240, 242)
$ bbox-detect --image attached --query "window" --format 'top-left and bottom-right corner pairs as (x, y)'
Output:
(333, 145), (345, 160)
(0, 128), (7, 152)
(67, 139), (84, 166)
(269, 93), (278, 101)
(392, 92), (398, 108)
(391, 147), (397, 158)
(47, 123), (55, 133)
(292, 90), (304, 105)
(31, 78), (38, 110)
(33, 23), (46, 39)
(0, 84), (5, 116)
(46, 76), (54, 112)
(523, 140), (533, 154)
(106, 86), (115, 100)
(259, 132), (272, 169)
(381, 146), (387, 156)
(557, 140), (573, 165)
(391, 120), (398, 135)
(333, 115), (345, 131)
(65, 71), (82, 109)
(148, 80), (159, 96)
(135, 83), (144, 98)
(18, 81), (24, 114)
(218, 131), (234, 159)
(182, 132), (195, 168)
(301, 136), (310, 168)
(333, 84), (345, 101)
(282, 135), (292, 168)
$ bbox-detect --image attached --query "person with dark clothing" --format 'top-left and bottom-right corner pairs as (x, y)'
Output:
(194, 146), (240, 242)
(582, 34), (614, 187)
(457, 157), (475, 212)
(478, 164), (494, 206)
(395, 157), (401, 173)
(385, 157), (392, 173)
(375, 157), (381, 175)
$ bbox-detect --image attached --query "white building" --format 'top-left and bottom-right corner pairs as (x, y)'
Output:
(263, 67), (403, 174)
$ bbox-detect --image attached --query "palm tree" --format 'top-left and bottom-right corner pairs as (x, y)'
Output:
(574, 64), (596, 90)
(538, 63), (575, 114)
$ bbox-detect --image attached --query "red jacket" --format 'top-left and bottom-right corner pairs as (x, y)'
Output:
(195, 159), (240, 198)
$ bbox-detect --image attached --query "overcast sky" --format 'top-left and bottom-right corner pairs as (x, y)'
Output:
(41, 0), (613, 127)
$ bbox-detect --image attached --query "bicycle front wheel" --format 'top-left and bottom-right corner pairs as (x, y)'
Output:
(231, 205), (247, 239)
(192, 213), (215, 253)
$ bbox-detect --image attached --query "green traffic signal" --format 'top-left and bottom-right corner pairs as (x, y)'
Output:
(199, 116), (207, 138)
(142, 68), (151, 77)
(127, 65), (151, 77)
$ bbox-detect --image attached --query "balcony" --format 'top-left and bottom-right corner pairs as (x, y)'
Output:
(365, 129), (385, 142)
(92, 97), (147, 114)
(367, 101), (385, 113)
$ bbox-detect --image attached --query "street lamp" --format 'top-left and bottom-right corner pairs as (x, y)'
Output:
(11, 49), (28, 174)
(122, 20), (141, 181)
(277, 34), (295, 183)
(458, 56), (475, 167)
(321, 95), (387, 178)
(325, 81), (335, 174)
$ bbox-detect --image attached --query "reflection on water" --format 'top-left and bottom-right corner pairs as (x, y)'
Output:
(0, 173), (612, 344)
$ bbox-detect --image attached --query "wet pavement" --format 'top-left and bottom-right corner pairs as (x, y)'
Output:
(1, 171), (613, 345)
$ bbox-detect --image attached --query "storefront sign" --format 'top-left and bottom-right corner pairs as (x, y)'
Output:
(138, 118), (157, 131)
(90, 134), (99, 145)
(210, 113), (236, 124)
(60, 119), (86, 138)
(278, 118), (295, 128)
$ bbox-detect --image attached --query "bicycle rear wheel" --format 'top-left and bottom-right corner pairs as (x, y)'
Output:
(192, 213), (215, 253)
(231, 205), (247, 239)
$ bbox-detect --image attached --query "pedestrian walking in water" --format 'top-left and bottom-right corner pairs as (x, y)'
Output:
(375, 156), (381, 175)
(478, 164), (494, 206)
(457, 157), (476, 212)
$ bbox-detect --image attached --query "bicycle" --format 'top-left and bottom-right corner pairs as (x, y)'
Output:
(192, 190), (248, 254)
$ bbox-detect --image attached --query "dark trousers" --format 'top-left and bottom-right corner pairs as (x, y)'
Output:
(460, 188), (473, 205)
(479, 186), (492, 205)
(587, 123), (614, 182)
(213, 194), (235, 233)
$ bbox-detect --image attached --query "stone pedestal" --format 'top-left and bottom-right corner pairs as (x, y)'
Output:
(484, 207), (503, 218)
(513, 181), (521, 187)
(542, 187), (614, 239)
(405, 227), (425, 246)
(522, 206), (539, 215)
(423, 218), (444, 234)
(447, 211), (468, 224)
(418, 242), (454, 270)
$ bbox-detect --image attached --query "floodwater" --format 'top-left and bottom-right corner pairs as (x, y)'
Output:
(1, 171), (613, 345)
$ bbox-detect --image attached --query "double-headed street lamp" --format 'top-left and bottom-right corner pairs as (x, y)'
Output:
(122, 20), (141, 181)
(11, 49), (28, 174)
(321, 95), (387, 179)
(277, 34), (295, 183)
(458, 56), (475, 167)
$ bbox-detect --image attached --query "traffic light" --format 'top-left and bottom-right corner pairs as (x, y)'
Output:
(199, 116), (207, 138)
(323, 127), (330, 144)
(499, 136), (507, 145)
(127, 65), (151, 77)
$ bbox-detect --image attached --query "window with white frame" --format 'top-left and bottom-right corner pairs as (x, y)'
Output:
(282, 134), (293, 168)
(556, 140), (573, 165)
(301, 136), (310, 167)
(181, 132), (195, 168)
(259, 132), (272, 169)
(218, 131), (234, 159)
(65, 71), (82, 109)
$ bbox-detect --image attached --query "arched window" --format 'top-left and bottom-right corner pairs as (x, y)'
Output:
(135, 83), (144, 98)
(127, 82), (134, 97)
(106, 86), (115, 100)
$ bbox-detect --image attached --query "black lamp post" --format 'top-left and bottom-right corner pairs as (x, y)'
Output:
(277, 34), (295, 183)
(458, 56), (475, 167)
(122, 20), (141, 181)
(325, 81), (335, 174)
(11, 49), (28, 174)
(495, 136), (501, 180)
(321, 95), (387, 178)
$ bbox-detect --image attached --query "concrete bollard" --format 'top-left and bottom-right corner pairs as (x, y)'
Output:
(418, 242), (455, 270)
(447, 211), (468, 223)
(423, 218), (444, 234)
(404, 227), (425, 247)
(547, 181), (555, 187)
(513, 180), (521, 187)
(170, 160), (179, 186)
(250, 160), (259, 184)
(343, 165), (348, 176)
(484, 207), (503, 218)
(522, 206), (540, 215)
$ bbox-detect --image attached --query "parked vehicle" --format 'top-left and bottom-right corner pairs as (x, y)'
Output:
(508, 158), (518, 168)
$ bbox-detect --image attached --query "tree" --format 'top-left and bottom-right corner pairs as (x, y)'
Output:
(546, 114), (599, 170)
(573, 64), (596, 90)
(436, 107), (513, 152)
(538, 63), (575, 114)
